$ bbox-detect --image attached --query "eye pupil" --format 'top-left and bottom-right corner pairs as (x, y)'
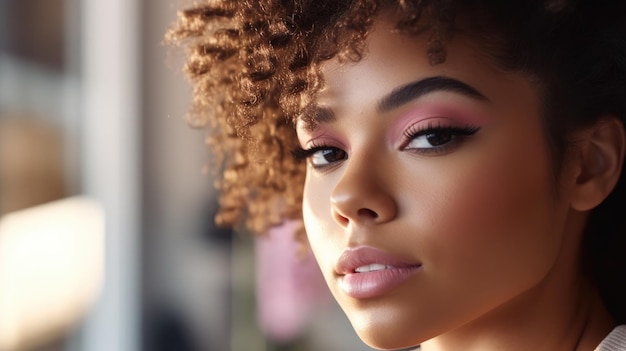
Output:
(322, 149), (346, 162)
(426, 131), (453, 146)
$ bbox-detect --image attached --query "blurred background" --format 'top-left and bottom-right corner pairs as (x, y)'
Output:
(0, 0), (373, 350)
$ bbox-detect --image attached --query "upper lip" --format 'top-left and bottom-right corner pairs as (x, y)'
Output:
(335, 246), (422, 275)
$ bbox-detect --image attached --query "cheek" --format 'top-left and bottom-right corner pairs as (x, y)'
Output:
(413, 132), (563, 299)
(302, 172), (332, 236)
(302, 172), (341, 275)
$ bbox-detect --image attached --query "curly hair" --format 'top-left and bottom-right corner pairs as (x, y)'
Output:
(165, 0), (456, 235)
(167, 0), (626, 321)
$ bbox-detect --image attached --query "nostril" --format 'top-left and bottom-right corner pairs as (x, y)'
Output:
(333, 211), (350, 227)
(357, 208), (378, 219)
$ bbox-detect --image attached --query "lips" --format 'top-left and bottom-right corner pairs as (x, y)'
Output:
(335, 246), (422, 299)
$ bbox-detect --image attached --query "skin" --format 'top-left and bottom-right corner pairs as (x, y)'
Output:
(297, 17), (616, 351)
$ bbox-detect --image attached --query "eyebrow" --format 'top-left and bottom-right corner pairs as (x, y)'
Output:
(378, 76), (489, 113)
(307, 76), (488, 125)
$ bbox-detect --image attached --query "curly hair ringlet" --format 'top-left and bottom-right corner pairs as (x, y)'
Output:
(165, 0), (459, 236)
(166, 0), (626, 323)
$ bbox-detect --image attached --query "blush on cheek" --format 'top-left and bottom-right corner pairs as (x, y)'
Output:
(429, 145), (558, 294)
(302, 180), (344, 270)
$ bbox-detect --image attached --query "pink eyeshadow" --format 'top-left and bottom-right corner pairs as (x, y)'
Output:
(388, 104), (489, 144)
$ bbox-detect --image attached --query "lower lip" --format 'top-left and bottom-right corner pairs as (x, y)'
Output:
(339, 266), (421, 299)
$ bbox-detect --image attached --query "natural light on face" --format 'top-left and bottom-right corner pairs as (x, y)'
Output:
(297, 17), (579, 350)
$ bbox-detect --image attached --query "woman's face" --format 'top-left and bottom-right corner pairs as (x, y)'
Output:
(297, 19), (579, 349)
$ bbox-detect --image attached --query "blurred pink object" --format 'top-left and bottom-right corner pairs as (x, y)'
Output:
(255, 220), (329, 342)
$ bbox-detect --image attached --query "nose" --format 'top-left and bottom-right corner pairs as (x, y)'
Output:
(330, 157), (398, 227)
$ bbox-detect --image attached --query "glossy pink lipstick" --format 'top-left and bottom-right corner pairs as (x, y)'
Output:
(336, 246), (422, 299)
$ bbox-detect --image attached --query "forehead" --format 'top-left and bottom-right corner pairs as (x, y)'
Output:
(314, 17), (532, 116)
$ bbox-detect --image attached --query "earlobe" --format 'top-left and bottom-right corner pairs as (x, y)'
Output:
(571, 116), (626, 211)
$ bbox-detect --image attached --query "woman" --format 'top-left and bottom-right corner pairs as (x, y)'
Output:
(167, 1), (626, 349)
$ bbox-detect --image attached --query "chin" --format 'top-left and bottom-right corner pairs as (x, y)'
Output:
(356, 330), (422, 351)
(345, 308), (431, 351)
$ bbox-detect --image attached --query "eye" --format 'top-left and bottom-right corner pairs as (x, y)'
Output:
(292, 145), (348, 169)
(403, 124), (480, 154)
(310, 147), (347, 167)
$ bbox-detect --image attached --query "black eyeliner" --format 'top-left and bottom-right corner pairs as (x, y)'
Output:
(404, 125), (481, 139)
(291, 145), (331, 161)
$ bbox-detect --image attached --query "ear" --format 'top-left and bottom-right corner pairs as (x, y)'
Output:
(570, 116), (626, 211)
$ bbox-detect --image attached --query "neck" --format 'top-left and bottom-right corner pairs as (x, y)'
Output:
(420, 211), (615, 351)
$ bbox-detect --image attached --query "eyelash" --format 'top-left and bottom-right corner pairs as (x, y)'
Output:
(292, 143), (347, 171)
(292, 123), (481, 169)
(292, 144), (340, 160)
(402, 122), (481, 155)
